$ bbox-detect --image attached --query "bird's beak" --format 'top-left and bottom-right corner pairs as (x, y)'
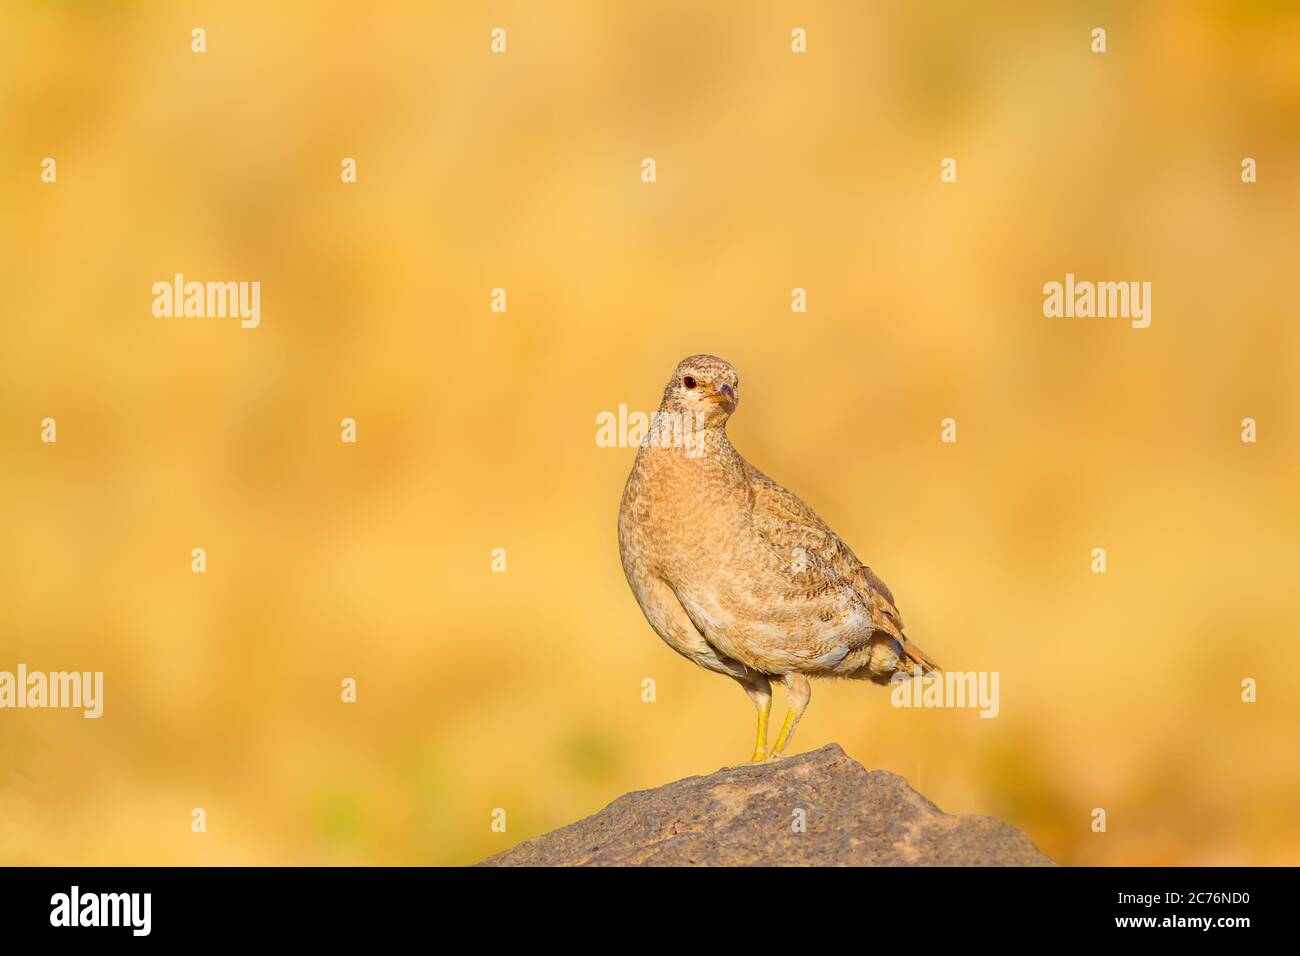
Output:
(709, 382), (737, 413)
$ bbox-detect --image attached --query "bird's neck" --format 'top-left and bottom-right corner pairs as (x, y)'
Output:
(638, 419), (745, 481)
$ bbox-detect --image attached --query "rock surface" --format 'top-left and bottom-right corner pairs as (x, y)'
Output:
(480, 743), (1054, 866)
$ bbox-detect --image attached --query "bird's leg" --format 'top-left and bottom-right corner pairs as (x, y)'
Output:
(770, 673), (812, 759)
(751, 693), (772, 763)
(738, 675), (773, 763)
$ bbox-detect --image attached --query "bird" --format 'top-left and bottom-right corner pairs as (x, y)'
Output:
(618, 354), (940, 762)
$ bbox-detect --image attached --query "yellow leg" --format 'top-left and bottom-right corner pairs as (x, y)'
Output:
(771, 707), (798, 755)
(769, 673), (811, 759)
(749, 693), (772, 762)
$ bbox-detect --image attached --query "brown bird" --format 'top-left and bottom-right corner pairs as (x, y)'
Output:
(618, 354), (940, 762)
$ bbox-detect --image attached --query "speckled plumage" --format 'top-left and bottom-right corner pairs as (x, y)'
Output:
(618, 355), (940, 760)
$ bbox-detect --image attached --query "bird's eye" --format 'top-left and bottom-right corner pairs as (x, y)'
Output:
(682, 376), (697, 390)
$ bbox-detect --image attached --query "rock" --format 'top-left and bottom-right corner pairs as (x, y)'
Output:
(480, 743), (1054, 866)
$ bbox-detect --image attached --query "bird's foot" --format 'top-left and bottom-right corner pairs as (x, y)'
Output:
(748, 749), (767, 764)
(765, 750), (789, 762)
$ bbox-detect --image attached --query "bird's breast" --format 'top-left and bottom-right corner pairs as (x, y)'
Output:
(619, 447), (753, 576)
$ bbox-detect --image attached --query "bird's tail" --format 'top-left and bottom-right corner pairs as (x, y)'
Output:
(900, 637), (941, 675)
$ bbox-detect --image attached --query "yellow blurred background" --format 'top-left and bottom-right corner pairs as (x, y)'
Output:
(2, 1), (1299, 866)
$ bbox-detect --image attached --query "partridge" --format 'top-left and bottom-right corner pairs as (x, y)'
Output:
(618, 355), (940, 762)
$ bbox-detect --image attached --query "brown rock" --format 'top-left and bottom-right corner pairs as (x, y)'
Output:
(480, 743), (1054, 866)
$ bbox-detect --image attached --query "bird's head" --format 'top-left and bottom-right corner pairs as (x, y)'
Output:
(660, 354), (739, 427)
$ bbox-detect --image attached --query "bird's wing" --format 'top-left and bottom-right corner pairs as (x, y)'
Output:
(744, 463), (906, 645)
